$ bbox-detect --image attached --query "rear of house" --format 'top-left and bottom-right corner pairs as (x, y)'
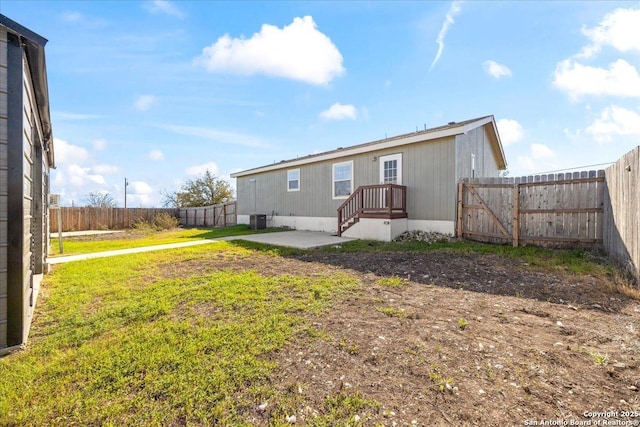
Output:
(0, 15), (54, 352)
(231, 116), (506, 241)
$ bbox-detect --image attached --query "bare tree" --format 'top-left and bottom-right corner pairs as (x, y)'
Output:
(163, 170), (234, 208)
(85, 192), (117, 208)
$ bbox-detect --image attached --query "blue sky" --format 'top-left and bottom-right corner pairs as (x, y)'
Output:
(2, 1), (639, 207)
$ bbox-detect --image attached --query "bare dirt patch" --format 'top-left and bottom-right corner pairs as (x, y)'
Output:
(159, 245), (640, 426)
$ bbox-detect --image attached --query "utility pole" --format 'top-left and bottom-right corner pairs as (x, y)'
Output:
(124, 177), (129, 208)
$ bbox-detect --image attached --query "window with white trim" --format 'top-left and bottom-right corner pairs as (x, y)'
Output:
(287, 169), (300, 192)
(332, 161), (353, 199)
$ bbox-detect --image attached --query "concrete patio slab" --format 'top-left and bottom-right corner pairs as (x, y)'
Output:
(48, 231), (356, 264)
(230, 231), (356, 249)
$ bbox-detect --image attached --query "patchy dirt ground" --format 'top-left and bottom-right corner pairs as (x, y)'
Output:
(168, 246), (640, 426)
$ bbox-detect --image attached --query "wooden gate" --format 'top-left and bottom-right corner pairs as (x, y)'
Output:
(457, 172), (605, 248)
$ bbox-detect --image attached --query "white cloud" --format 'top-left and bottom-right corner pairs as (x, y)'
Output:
(186, 162), (220, 176)
(53, 138), (90, 165)
(531, 143), (554, 159)
(61, 164), (105, 187)
(586, 105), (640, 143)
(553, 59), (640, 100)
(130, 181), (154, 194)
(196, 16), (344, 85)
(147, 149), (165, 161)
(134, 94), (157, 111)
(157, 124), (270, 148)
(92, 164), (120, 175)
(483, 60), (512, 79)
(563, 128), (582, 139)
(125, 181), (155, 207)
(319, 103), (357, 120)
(516, 156), (537, 172)
(92, 139), (107, 151)
(496, 119), (523, 146)
(578, 7), (640, 58)
(60, 11), (83, 23)
(430, 1), (463, 70)
(516, 144), (555, 172)
(143, 0), (185, 19)
(53, 111), (103, 121)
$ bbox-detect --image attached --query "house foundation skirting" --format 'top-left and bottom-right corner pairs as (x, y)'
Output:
(238, 215), (338, 234)
(342, 219), (454, 241)
(238, 215), (455, 241)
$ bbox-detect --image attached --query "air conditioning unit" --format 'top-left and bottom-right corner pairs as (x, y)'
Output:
(249, 214), (266, 230)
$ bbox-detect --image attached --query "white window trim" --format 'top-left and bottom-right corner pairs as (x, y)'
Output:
(332, 160), (354, 200)
(379, 153), (403, 185)
(287, 168), (300, 192)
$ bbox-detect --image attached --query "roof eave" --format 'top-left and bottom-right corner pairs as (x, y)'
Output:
(231, 122), (474, 178)
(0, 14), (54, 168)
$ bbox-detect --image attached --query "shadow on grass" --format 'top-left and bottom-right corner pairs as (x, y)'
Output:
(229, 239), (634, 313)
(180, 225), (290, 240)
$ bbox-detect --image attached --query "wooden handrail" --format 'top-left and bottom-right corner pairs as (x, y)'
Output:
(337, 184), (407, 236)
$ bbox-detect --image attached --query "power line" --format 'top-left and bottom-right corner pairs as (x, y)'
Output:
(532, 161), (615, 175)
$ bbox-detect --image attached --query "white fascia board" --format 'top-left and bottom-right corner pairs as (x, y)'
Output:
(231, 125), (472, 178)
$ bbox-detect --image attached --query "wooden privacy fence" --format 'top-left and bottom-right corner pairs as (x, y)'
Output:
(49, 207), (179, 232)
(457, 171), (605, 248)
(179, 201), (237, 227)
(603, 146), (639, 282)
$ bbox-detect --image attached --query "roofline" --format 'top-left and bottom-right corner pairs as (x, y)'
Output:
(486, 118), (507, 170)
(231, 115), (505, 177)
(0, 14), (54, 167)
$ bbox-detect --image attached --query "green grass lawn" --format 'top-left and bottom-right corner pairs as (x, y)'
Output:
(49, 225), (285, 256)
(5, 230), (624, 425)
(0, 242), (361, 426)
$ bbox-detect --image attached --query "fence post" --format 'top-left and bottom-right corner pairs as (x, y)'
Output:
(223, 203), (227, 227)
(456, 182), (464, 238)
(512, 184), (519, 247)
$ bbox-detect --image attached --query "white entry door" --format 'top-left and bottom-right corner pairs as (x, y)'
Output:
(379, 153), (402, 185)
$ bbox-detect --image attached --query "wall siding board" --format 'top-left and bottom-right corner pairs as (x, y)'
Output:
(237, 135), (475, 225)
(6, 30), (24, 346)
(0, 27), (7, 346)
(0, 322), (5, 348)
(0, 27), (5, 348)
(0, 33), (6, 66)
(0, 66), (7, 92)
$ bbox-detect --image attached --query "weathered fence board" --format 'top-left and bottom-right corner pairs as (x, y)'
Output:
(603, 146), (640, 282)
(49, 208), (179, 232)
(458, 171), (605, 248)
(179, 201), (237, 227)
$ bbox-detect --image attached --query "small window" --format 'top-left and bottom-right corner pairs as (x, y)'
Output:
(287, 169), (300, 192)
(332, 161), (353, 199)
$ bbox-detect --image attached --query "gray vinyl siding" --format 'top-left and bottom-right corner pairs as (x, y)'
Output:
(237, 135), (458, 221)
(0, 28), (7, 347)
(454, 125), (500, 183)
(17, 50), (41, 344)
(0, 17), (52, 349)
